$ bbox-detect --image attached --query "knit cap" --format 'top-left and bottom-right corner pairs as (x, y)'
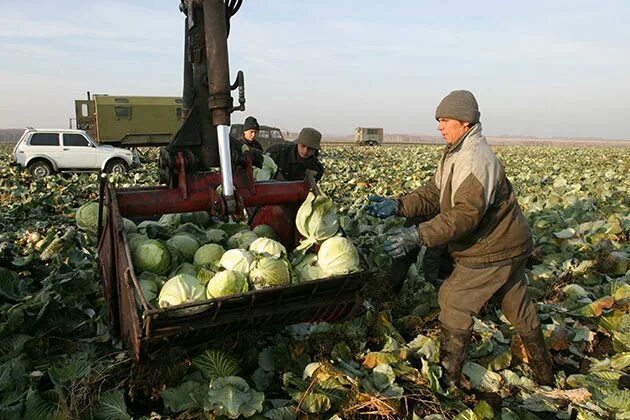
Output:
(435, 90), (480, 124)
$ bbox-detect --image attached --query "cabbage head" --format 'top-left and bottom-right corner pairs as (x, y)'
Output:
(253, 154), (278, 181)
(158, 274), (207, 315)
(206, 270), (249, 299)
(167, 233), (201, 261)
(250, 257), (291, 289)
(169, 262), (198, 278)
(158, 213), (182, 227)
(295, 192), (339, 250)
(219, 249), (256, 274)
(136, 276), (159, 308)
(123, 218), (137, 234)
(132, 239), (171, 274)
(193, 243), (225, 268)
(127, 233), (149, 252)
(197, 267), (216, 285)
(253, 167), (272, 181)
(252, 224), (278, 240)
(293, 253), (326, 282)
(138, 271), (168, 288)
(227, 230), (258, 250)
(206, 376), (264, 418)
(76, 202), (107, 233)
(317, 237), (360, 276)
(205, 228), (228, 244)
(249, 237), (286, 258)
(181, 211), (211, 227)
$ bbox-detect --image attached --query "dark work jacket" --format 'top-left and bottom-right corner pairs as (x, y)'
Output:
(266, 143), (324, 181)
(238, 136), (264, 167)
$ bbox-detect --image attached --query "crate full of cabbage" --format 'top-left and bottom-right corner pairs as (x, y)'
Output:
(93, 190), (374, 362)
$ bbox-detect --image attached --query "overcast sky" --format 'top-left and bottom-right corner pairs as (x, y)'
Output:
(1, 0), (629, 140)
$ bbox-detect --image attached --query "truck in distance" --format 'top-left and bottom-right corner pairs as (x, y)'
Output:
(355, 127), (383, 146)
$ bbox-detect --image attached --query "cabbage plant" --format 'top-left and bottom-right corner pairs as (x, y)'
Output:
(167, 233), (200, 262)
(293, 253), (326, 282)
(131, 239), (171, 274)
(295, 192), (339, 251)
(158, 274), (207, 315)
(317, 237), (360, 276)
(206, 270), (249, 298)
(226, 230), (258, 250)
(193, 243), (225, 268)
(249, 257), (291, 289)
(249, 237), (286, 258)
(219, 249), (256, 274)
(76, 202), (107, 233)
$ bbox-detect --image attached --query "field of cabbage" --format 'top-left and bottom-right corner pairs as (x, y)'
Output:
(1, 143), (629, 419)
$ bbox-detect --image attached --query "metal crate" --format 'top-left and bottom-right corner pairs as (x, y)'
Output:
(98, 182), (375, 363)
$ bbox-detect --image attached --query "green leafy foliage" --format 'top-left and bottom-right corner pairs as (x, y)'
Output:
(0, 144), (629, 418)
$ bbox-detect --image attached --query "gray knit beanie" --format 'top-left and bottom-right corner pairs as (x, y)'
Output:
(435, 90), (480, 124)
(296, 127), (322, 150)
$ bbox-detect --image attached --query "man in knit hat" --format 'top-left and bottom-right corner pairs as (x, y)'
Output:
(266, 127), (324, 181)
(239, 116), (263, 151)
(366, 90), (554, 388)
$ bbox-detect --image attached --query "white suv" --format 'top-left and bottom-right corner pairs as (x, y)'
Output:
(12, 128), (140, 177)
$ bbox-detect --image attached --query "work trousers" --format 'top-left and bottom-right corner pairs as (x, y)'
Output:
(438, 257), (540, 334)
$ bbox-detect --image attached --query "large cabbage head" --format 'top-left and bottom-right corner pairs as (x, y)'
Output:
(249, 237), (286, 258)
(181, 211), (211, 227)
(167, 233), (201, 262)
(132, 239), (171, 274)
(317, 237), (360, 276)
(127, 233), (149, 252)
(295, 192), (339, 250)
(205, 228), (228, 244)
(220, 249), (256, 274)
(227, 230), (259, 250)
(193, 243), (225, 268)
(250, 257), (291, 289)
(293, 253), (326, 282)
(206, 270), (249, 299)
(158, 274), (207, 315)
(76, 202), (107, 233)
(252, 224), (278, 240)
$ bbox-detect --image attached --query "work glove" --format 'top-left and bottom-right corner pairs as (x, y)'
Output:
(383, 226), (421, 259)
(366, 195), (399, 218)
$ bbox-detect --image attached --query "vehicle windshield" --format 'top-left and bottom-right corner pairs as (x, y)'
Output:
(83, 132), (98, 145)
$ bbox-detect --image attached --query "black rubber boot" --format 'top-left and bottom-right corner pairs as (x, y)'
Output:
(439, 324), (473, 389)
(519, 327), (554, 386)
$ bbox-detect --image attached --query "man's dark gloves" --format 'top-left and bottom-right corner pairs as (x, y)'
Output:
(384, 226), (421, 259)
(366, 195), (399, 218)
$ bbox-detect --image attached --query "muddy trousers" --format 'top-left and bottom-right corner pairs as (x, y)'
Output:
(438, 258), (540, 333)
(438, 258), (554, 386)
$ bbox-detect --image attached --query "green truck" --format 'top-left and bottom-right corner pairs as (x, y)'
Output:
(74, 93), (184, 146)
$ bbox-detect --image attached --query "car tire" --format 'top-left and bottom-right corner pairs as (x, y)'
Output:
(28, 160), (53, 178)
(105, 159), (128, 174)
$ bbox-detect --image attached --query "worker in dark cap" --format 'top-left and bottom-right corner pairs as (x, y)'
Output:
(266, 127), (324, 181)
(366, 90), (554, 388)
(239, 116), (263, 152)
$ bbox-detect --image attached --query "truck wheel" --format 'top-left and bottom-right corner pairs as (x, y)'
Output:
(105, 159), (128, 174)
(29, 160), (53, 178)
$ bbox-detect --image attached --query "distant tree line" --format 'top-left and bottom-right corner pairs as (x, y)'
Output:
(0, 129), (24, 143)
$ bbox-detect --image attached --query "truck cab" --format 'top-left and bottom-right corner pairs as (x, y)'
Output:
(229, 124), (287, 151)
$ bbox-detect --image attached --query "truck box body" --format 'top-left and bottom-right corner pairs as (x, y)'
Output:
(75, 95), (184, 146)
(355, 127), (383, 146)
